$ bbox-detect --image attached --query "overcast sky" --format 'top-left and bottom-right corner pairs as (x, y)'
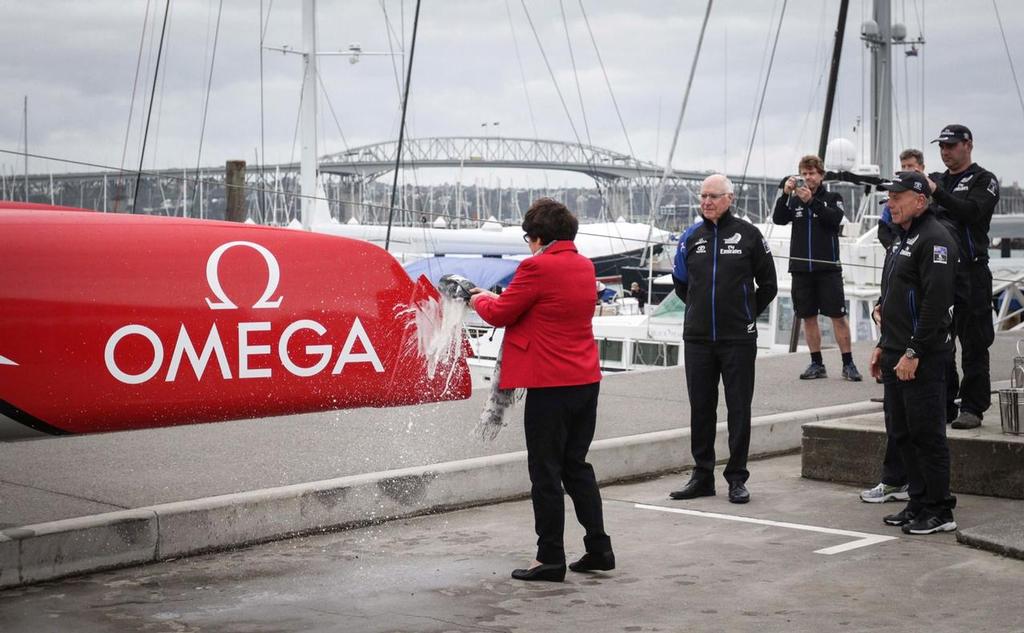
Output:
(1, 0), (1023, 189)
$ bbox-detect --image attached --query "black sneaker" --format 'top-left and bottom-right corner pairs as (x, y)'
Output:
(883, 505), (918, 526)
(799, 363), (827, 380)
(842, 363), (863, 382)
(902, 511), (957, 535)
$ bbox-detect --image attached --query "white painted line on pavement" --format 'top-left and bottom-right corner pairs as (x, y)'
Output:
(633, 503), (898, 555)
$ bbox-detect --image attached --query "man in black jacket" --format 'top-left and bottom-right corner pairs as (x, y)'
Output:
(870, 171), (959, 535)
(927, 125), (999, 430)
(773, 155), (862, 382)
(669, 174), (778, 504)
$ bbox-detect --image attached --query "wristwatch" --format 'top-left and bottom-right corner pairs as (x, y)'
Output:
(904, 348), (918, 360)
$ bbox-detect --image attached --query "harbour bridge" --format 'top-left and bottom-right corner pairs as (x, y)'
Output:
(6, 136), (1019, 227)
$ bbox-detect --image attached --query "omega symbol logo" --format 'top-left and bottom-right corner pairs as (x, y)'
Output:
(205, 241), (283, 310)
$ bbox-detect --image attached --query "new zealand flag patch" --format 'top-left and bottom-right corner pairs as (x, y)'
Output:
(933, 245), (948, 264)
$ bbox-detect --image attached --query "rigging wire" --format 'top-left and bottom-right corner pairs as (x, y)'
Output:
(741, 0), (781, 176)
(131, 0), (171, 214)
(316, 71), (350, 151)
(518, 1), (605, 208)
(992, 0), (1024, 124)
(577, 0), (656, 224)
(738, 0), (788, 216)
(115, 0), (154, 212)
(646, 0), (715, 247)
(505, 0), (547, 189)
(190, 0), (225, 214)
(384, 0), (422, 251)
(258, 0), (274, 224)
(559, 0), (593, 149)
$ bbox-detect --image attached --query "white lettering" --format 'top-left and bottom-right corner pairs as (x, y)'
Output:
(205, 241), (283, 310)
(279, 320), (332, 377)
(166, 323), (231, 381)
(238, 322), (272, 378)
(332, 317), (385, 373)
(105, 325), (164, 385)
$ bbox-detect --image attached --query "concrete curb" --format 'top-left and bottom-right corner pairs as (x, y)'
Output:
(0, 400), (880, 588)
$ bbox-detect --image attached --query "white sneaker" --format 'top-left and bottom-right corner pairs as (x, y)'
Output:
(859, 482), (910, 503)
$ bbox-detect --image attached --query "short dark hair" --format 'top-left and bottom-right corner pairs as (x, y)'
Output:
(522, 198), (578, 244)
(798, 155), (825, 175)
(899, 148), (924, 165)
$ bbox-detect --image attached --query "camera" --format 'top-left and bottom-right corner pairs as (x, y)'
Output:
(793, 176), (806, 189)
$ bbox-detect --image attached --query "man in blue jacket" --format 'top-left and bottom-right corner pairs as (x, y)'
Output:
(669, 174), (777, 504)
(773, 155), (861, 382)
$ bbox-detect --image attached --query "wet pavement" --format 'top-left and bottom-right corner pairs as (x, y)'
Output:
(1, 334), (1018, 528)
(2, 453), (1021, 633)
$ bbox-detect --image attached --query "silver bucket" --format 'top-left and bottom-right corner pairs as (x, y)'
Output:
(999, 388), (1024, 435)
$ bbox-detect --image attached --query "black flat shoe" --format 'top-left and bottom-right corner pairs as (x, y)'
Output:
(669, 478), (715, 500)
(728, 481), (750, 504)
(569, 550), (615, 573)
(511, 563), (566, 582)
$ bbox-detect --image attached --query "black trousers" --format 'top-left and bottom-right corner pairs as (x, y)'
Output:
(523, 382), (610, 565)
(684, 340), (757, 485)
(879, 436), (907, 487)
(882, 349), (956, 513)
(947, 263), (996, 418)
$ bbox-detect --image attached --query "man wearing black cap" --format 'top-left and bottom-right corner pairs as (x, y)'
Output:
(870, 171), (959, 535)
(928, 125), (999, 429)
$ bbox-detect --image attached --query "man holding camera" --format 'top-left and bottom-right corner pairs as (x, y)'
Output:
(772, 155), (862, 382)
(927, 125), (999, 430)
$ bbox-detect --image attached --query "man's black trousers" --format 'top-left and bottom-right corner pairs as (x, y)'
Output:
(948, 263), (996, 418)
(882, 349), (956, 513)
(523, 382), (611, 565)
(684, 340), (757, 485)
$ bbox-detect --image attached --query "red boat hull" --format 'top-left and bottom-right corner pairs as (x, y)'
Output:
(0, 205), (471, 434)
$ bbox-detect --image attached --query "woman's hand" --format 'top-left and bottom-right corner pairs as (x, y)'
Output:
(468, 287), (498, 308)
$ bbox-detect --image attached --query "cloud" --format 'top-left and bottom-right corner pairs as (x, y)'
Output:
(1, 0), (1022, 186)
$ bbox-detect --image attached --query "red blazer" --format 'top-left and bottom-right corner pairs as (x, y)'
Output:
(474, 241), (602, 389)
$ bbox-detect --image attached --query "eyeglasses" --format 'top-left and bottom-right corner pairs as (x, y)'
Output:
(522, 234), (532, 243)
(699, 192), (730, 200)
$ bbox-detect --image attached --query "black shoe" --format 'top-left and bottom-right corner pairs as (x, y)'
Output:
(728, 481), (750, 504)
(883, 505), (918, 526)
(842, 363), (863, 382)
(569, 551), (615, 573)
(800, 363), (827, 380)
(901, 511), (957, 535)
(511, 563), (566, 582)
(669, 478), (715, 500)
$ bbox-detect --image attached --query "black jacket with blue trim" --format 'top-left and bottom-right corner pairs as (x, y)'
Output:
(929, 162), (999, 264)
(877, 209), (959, 357)
(672, 210), (778, 343)
(771, 185), (846, 273)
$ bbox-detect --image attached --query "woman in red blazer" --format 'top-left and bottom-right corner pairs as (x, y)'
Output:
(470, 198), (614, 583)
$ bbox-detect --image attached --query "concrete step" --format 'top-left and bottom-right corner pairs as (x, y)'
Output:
(801, 414), (1024, 500)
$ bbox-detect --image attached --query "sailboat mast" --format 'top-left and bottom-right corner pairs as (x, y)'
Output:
(300, 0), (319, 230)
(818, 0), (850, 159)
(870, 0), (893, 177)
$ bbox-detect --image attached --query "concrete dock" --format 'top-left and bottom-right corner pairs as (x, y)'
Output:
(0, 333), (1021, 627)
(2, 454), (1023, 632)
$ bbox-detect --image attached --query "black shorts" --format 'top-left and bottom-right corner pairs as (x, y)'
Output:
(791, 271), (847, 318)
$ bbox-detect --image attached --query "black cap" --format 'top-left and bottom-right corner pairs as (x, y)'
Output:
(930, 124), (972, 144)
(879, 171), (931, 195)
